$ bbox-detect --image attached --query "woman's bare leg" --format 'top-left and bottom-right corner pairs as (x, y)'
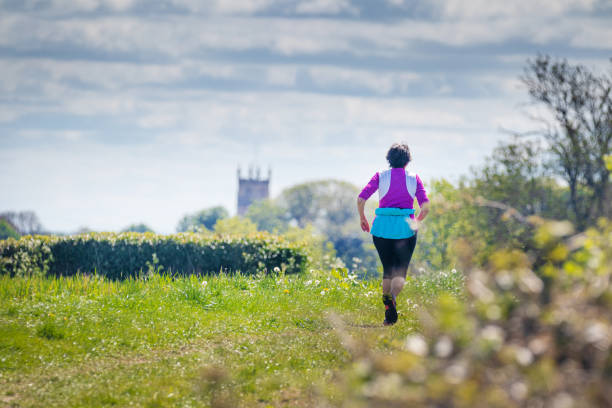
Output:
(390, 276), (405, 298)
(382, 278), (392, 294)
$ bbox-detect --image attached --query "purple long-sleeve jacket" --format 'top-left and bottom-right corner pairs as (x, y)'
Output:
(359, 168), (429, 218)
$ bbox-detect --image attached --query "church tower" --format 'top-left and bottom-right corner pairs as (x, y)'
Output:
(237, 166), (270, 216)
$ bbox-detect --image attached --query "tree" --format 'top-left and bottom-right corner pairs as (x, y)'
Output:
(471, 138), (567, 220)
(244, 199), (289, 233)
(74, 226), (94, 234)
(0, 211), (44, 235)
(282, 224), (339, 271)
(278, 179), (361, 231)
(522, 55), (612, 229)
(278, 180), (379, 275)
(0, 219), (20, 240)
(176, 206), (229, 232)
(121, 223), (154, 233)
(213, 217), (257, 235)
(414, 179), (493, 271)
(416, 139), (574, 271)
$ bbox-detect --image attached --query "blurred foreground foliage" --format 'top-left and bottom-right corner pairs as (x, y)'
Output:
(327, 218), (612, 407)
(0, 231), (308, 279)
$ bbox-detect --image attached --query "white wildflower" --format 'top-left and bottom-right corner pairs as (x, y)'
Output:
(515, 347), (534, 366)
(434, 336), (453, 358)
(528, 336), (549, 355)
(444, 362), (467, 384)
(467, 271), (495, 303)
(405, 334), (428, 357)
(584, 322), (608, 345)
(510, 382), (528, 401)
(518, 269), (543, 294)
(481, 325), (504, 347)
(495, 271), (514, 290)
(551, 393), (573, 408)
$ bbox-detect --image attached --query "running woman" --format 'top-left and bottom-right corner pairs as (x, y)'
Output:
(357, 143), (430, 326)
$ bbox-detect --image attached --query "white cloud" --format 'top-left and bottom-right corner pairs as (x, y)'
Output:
(569, 18), (612, 49)
(0, 110), (20, 122)
(49, 0), (100, 12)
(17, 129), (93, 142)
(179, 0), (277, 14)
(104, 0), (137, 10)
(2, 10), (612, 65)
(15, 0), (140, 13)
(295, 0), (357, 15)
(0, 58), (242, 93)
(307, 65), (420, 94)
(433, 0), (598, 20)
(137, 114), (178, 129)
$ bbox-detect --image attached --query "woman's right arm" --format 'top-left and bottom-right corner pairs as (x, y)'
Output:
(357, 197), (369, 232)
(357, 172), (379, 233)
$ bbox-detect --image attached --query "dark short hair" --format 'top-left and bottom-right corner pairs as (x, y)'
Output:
(386, 143), (411, 168)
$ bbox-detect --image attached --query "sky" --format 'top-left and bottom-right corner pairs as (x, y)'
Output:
(1, 0), (611, 234)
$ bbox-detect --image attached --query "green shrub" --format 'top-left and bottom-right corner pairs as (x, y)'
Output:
(0, 236), (52, 277)
(0, 232), (307, 279)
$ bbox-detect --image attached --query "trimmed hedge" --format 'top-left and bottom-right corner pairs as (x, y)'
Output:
(0, 232), (308, 279)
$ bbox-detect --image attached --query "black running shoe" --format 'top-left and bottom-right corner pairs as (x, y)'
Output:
(382, 294), (398, 325)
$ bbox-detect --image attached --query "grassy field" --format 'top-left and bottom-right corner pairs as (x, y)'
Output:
(0, 268), (463, 407)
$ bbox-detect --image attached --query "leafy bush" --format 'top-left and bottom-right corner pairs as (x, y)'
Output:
(327, 218), (612, 407)
(0, 236), (52, 277)
(0, 232), (308, 279)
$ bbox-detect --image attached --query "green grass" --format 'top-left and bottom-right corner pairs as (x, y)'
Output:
(0, 268), (463, 407)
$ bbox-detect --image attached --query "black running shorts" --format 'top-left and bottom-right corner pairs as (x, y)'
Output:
(372, 234), (417, 279)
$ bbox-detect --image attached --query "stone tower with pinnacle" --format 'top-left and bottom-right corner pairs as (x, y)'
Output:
(237, 166), (270, 216)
